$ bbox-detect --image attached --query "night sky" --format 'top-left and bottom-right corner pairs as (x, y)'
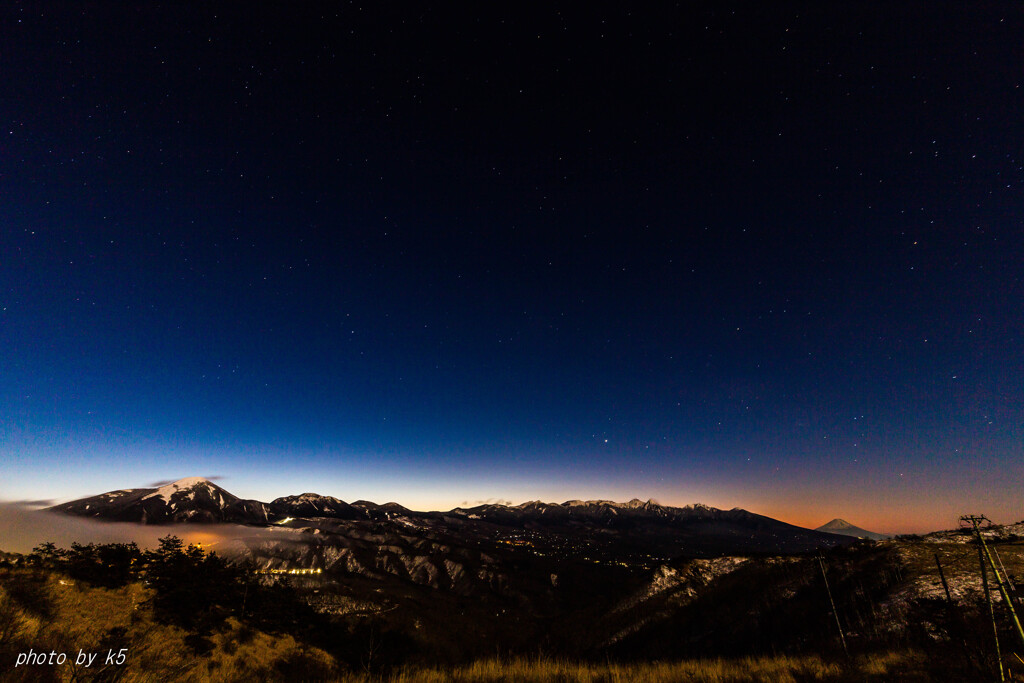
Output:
(2, 4), (1022, 533)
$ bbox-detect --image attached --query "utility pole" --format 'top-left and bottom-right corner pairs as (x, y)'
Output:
(962, 515), (1024, 650)
(817, 554), (849, 657)
(935, 553), (953, 605)
(936, 552), (973, 665)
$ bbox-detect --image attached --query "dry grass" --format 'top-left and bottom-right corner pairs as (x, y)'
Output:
(0, 566), (931, 682)
(344, 651), (928, 683)
(0, 569), (334, 682)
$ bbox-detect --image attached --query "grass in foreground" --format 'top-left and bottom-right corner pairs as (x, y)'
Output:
(0, 556), (947, 682)
(344, 651), (930, 683)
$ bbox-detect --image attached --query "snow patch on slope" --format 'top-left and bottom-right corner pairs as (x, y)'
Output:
(143, 477), (214, 503)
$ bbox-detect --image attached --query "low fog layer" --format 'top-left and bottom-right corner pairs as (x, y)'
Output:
(0, 503), (288, 554)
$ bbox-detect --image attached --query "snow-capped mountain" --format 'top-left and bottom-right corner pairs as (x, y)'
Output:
(48, 477), (272, 525)
(269, 493), (365, 520)
(48, 478), (852, 556)
(47, 479), (414, 525)
(447, 498), (844, 556)
(815, 518), (890, 540)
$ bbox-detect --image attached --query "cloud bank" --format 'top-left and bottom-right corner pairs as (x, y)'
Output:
(0, 503), (282, 555)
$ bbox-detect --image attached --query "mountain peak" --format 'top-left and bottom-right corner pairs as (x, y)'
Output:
(562, 499), (620, 508)
(144, 477), (221, 503)
(820, 518), (856, 530)
(171, 476), (215, 487)
(268, 492), (364, 520)
(815, 518), (889, 540)
(49, 477), (270, 524)
(622, 498), (661, 509)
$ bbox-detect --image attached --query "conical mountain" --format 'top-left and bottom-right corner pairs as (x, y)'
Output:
(48, 477), (272, 524)
(815, 518), (889, 540)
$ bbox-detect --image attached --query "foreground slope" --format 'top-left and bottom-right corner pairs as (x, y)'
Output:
(11, 504), (1024, 678)
(0, 557), (935, 681)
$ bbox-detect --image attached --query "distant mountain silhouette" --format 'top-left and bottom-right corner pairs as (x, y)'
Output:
(815, 518), (890, 540)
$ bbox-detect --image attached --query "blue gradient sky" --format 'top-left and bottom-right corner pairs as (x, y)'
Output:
(2, 4), (1022, 534)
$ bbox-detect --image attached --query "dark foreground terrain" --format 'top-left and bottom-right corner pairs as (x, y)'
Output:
(0, 480), (1013, 678)
(3, 516), (1024, 681)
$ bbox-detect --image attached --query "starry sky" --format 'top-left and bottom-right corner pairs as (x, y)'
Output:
(2, 4), (1022, 533)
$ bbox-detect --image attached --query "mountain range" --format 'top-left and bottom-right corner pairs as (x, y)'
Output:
(37, 476), (978, 665)
(48, 476), (855, 560)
